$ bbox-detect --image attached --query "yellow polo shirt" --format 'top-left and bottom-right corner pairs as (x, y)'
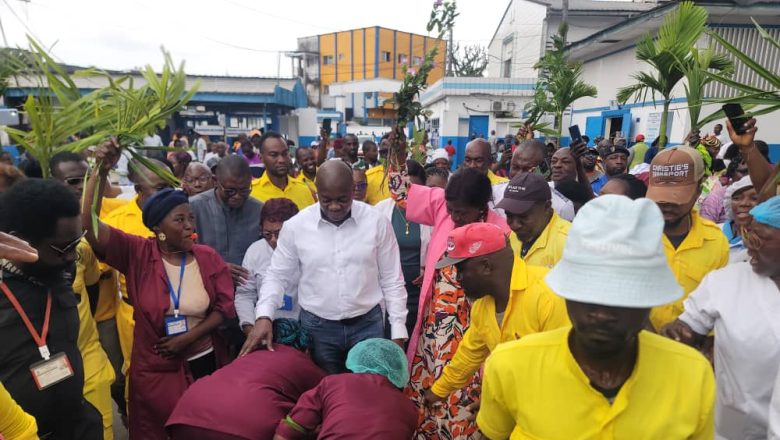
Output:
(488, 169), (509, 185)
(74, 240), (115, 439)
(0, 382), (37, 440)
(250, 172), (315, 210)
(431, 258), (569, 397)
(94, 197), (128, 323)
(296, 173), (317, 194)
(478, 327), (715, 440)
(510, 212), (571, 269)
(365, 164), (390, 205)
(650, 212), (729, 331)
(102, 197), (154, 374)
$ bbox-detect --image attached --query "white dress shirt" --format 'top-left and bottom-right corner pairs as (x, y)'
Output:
(680, 262), (780, 440)
(235, 239), (300, 327)
(769, 369), (780, 440)
(255, 201), (409, 339)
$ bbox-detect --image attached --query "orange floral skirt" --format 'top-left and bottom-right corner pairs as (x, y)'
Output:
(404, 265), (482, 439)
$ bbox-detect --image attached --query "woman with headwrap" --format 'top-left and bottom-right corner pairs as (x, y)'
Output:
(81, 141), (235, 440)
(165, 319), (326, 440)
(274, 338), (417, 440)
(719, 176), (759, 264)
(664, 196), (780, 440)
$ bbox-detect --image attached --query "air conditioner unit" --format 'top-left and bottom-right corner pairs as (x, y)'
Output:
(492, 101), (508, 112)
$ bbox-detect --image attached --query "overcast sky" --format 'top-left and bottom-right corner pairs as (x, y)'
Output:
(0, 0), (503, 77)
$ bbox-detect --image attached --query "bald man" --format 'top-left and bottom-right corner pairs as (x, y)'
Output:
(491, 140), (576, 221)
(182, 162), (214, 197)
(242, 160), (409, 373)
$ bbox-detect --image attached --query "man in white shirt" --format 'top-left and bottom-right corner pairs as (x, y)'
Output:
(663, 196), (780, 440)
(239, 160), (408, 373)
(492, 140), (575, 221)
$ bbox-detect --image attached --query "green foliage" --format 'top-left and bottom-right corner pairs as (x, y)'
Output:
(532, 23), (597, 138)
(678, 47), (732, 129)
(3, 37), (197, 183)
(700, 18), (780, 125)
(386, 0), (457, 167)
(452, 43), (488, 77)
(617, 1), (709, 147)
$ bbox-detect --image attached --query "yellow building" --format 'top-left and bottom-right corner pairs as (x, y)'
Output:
(296, 27), (445, 121)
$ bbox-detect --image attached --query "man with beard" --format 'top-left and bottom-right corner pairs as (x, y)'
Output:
(241, 161), (409, 373)
(591, 142), (629, 194)
(251, 132), (315, 211)
(422, 223), (568, 407)
(295, 147), (318, 195)
(478, 195), (715, 439)
(646, 146), (728, 331)
(0, 179), (103, 439)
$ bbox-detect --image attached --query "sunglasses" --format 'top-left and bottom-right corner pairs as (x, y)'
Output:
(49, 230), (87, 256)
(218, 182), (251, 198)
(64, 177), (85, 186)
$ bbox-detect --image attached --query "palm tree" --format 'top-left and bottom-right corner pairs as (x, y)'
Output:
(680, 46), (733, 131)
(617, 1), (709, 148)
(534, 23), (597, 139)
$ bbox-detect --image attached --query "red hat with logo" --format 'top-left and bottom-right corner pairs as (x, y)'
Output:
(435, 223), (509, 269)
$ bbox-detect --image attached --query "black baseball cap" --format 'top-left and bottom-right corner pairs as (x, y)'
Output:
(496, 173), (551, 214)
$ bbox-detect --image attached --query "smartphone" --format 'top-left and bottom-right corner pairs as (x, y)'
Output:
(722, 103), (748, 135)
(322, 118), (332, 136)
(568, 125), (582, 144)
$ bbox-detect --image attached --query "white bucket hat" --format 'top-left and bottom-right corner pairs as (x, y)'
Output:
(546, 194), (683, 308)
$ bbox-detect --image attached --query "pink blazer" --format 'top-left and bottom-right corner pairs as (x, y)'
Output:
(404, 184), (509, 365)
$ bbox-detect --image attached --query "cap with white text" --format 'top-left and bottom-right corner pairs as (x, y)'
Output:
(646, 145), (704, 205)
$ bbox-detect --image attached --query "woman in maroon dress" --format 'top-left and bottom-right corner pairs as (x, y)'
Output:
(82, 142), (235, 440)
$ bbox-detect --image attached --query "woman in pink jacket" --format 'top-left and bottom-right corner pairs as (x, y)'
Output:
(404, 168), (509, 439)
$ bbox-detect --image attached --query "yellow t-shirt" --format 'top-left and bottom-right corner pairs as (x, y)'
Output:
(509, 212), (571, 269)
(250, 172), (315, 211)
(364, 164), (390, 206)
(477, 327), (715, 440)
(0, 382), (37, 440)
(431, 258), (569, 397)
(296, 173), (317, 195)
(102, 198), (154, 373)
(650, 212), (729, 331)
(487, 170), (509, 185)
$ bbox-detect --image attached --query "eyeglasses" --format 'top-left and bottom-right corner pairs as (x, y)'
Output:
(64, 177), (85, 186)
(262, 230), (281, 240)
(218, 182), (251, 198)
(184, 175), (213, 185)
(49, 230), (87, 256)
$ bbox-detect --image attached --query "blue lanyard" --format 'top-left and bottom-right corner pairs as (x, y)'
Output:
(165, 254), (187, 317)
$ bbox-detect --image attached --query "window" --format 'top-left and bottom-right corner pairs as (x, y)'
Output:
(503, 59), (512, 78)
(412, 56), (423, 66)
(398, 53), (408, 64)
(381, 51), (391, 62)
(323, 55), (334, 65)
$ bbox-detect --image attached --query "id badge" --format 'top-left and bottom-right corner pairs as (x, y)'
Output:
(164, 315), (188, 336)
(279, 295), (293, 311)
(30, 352), (74, 390)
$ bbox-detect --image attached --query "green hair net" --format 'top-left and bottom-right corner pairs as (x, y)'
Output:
(345, 338), (409, 388)
(272, 318), (311, 351)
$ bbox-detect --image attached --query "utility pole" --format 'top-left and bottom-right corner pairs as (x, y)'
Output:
(562, 0), (569, 44)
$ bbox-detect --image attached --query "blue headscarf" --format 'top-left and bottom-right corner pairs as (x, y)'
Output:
(141, 188), (189, 230)
(750, 196), (780, 229)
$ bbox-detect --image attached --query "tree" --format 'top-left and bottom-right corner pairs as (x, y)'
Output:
(0, 48), (31, 101)
(451, 43), (488, 77)
(617, 1), (713, 148)
(534, 23), (597, 138)
(678, 46), (732, 131)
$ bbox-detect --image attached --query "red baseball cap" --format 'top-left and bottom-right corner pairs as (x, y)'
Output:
(435, 223), (509, 269)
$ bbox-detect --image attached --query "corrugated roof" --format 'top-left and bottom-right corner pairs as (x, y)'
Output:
(534, 0), (663, 12)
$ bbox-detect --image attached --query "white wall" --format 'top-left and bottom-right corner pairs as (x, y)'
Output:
(570, 46), (780, 149)
(488, 0), (547, 79)
(426, 94), (529, 139)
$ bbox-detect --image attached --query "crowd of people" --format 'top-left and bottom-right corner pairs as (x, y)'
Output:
(0, 116), (778, 440)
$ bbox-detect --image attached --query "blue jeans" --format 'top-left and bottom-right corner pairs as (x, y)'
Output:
(299, 305), (385, 374)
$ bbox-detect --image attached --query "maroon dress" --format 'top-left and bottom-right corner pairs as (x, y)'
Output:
(166, 345), (326, 440)
(103, 227), (235, 440)
(275, 373), (418, 440)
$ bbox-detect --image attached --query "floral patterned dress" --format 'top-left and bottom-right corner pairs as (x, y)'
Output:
(404, 264), (483, 440)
